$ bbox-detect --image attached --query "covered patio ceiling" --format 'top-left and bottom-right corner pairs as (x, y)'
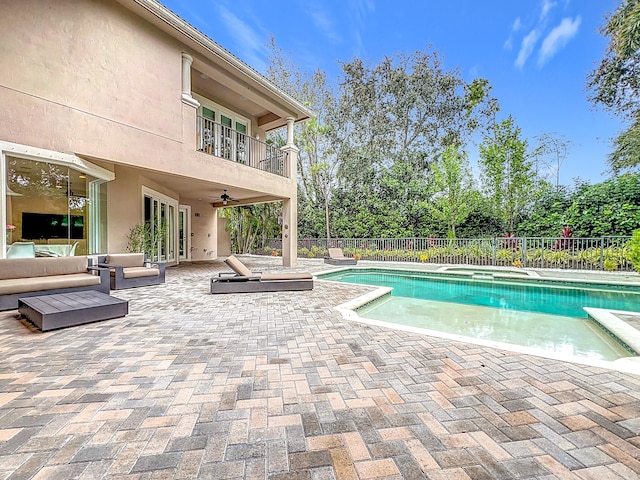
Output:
(116, 165), (283, 208)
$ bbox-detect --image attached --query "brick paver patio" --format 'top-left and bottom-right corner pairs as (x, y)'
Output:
(1, 257), (639, 479)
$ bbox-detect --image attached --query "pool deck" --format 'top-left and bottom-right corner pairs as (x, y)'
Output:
(1, 256), (639, 479)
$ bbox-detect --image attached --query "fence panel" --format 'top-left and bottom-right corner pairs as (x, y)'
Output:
(257, 236), (635, 272)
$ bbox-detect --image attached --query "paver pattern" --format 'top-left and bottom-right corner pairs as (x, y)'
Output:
(1, 257), (639, 479)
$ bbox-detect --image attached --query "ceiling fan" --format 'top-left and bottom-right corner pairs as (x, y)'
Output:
(219, 189), (239, 206)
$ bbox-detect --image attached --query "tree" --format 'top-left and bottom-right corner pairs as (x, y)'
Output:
(532, 133), (573, 190)
(265, 38), (337, 239)
(220, 203), (281, 253)
(479, 116), (536, 233)
(517, 184), (572, 236)
(587, 0), (640, 173)
(329, 50), (486, 236)
(333, 51), (472, 179)
(564, 173), (640, 236)
(428, 145), (477, 237)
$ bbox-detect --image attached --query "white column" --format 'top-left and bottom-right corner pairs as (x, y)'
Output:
(281, 141), (299, 267)
(281, 198), (297, 267)
(281, 117), (299, 266)
(181, 53), (199, 107)
(286, 117), (295, 146)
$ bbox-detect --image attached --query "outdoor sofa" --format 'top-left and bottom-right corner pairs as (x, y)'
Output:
(324, 247), (357, 265)
(210, 255), (314, 294)
(97, 253), (166, 290)
(0, 256), (109, 310)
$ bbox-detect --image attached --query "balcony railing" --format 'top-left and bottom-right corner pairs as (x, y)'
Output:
(196, 115), (289, 177)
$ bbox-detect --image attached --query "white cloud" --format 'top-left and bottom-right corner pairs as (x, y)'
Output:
(305, 3), (341, 44)
(512, 17), (523, 32)
(504, 17), (523, 51)
(540, 0), (557, 20)
(515, 30), (540, 69)
(538, 16), (582, 66)
(348, 0), (375, 24)
(216, 5), (267, 71)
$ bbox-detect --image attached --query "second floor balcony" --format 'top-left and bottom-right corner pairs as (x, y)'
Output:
(196, 115), (289, 178)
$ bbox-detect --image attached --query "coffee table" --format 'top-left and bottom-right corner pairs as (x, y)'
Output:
(18, 290), (128, 331)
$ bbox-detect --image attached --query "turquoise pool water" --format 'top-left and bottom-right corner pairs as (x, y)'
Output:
(320, 269), (640, 360)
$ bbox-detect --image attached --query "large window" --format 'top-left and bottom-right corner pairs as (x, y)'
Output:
(4, 156), (107, 256)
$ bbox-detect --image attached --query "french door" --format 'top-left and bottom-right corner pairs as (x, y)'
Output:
(178, 205), (191, 261)
(143, 187), (177, 263)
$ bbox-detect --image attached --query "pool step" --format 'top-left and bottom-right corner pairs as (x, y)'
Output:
(472, 272), (494, 279)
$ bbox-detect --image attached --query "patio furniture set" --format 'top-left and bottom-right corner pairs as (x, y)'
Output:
(0, 253), (319, 332)
(0, 253), (164, 331)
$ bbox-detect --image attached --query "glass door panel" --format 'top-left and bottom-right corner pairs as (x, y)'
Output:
(236, 122), (247, 164)
(221, 114), (232, 159)
(200, 107), (216, 154)
(178, 206), (190, 261)
(143, 191), (177, 263)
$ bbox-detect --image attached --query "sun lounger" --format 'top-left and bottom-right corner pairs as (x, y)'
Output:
(210, 255), (314, 293)
(324, 248), (357, 265)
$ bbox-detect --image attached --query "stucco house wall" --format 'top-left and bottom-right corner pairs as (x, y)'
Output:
(0, 0), (310, 264)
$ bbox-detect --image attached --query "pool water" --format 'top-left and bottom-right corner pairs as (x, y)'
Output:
(321, 269), (640, 361)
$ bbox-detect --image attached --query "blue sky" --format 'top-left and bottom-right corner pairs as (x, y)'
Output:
(163, 0), (623, 186)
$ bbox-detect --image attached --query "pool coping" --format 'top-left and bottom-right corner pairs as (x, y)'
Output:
(316, 264), (640, 289)
(321, 267), (640, 376)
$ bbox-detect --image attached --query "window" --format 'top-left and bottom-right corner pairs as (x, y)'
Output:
(4, 156), (107, 256)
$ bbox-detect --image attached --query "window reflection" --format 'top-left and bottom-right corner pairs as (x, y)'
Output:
(5, 157), (106, 256)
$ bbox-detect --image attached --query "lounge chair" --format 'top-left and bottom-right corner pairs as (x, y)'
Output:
(324, 248), (357, 265)
(210, 255), (314, 294)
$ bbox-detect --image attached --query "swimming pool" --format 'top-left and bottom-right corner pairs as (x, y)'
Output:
(320, 269), (640, 361)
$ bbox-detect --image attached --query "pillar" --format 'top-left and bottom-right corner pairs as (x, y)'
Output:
(281, 128), (299, 267)
(286, 117), (295, 146)
(181, 53), (199, 107)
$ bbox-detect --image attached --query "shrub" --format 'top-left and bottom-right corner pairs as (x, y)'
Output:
(603, 259), (618, 271)
(126, 221), (166, 259)
(627, 229), (640, 272)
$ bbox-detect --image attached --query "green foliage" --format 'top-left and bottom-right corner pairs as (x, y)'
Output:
(429, 145), (478, 237)
(264, 39), (640, 240)
(608, 119), (640, 173)
(220, 203), (281, 254)
(563, 174), (640, 236)
(588, 0), (640, 116)
(628, 229), (640, 271)
(479, 116), (536, 233)
(517, 185), (572, 236)
(126, 221), (166, 259)
(587, 0), (640, 172)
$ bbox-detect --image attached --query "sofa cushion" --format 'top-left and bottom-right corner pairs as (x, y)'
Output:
(0, 273), (100, 295)
(110, 266), (160, 279)
(0, 257), (88, 280)
(105, 253), (145, 268)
